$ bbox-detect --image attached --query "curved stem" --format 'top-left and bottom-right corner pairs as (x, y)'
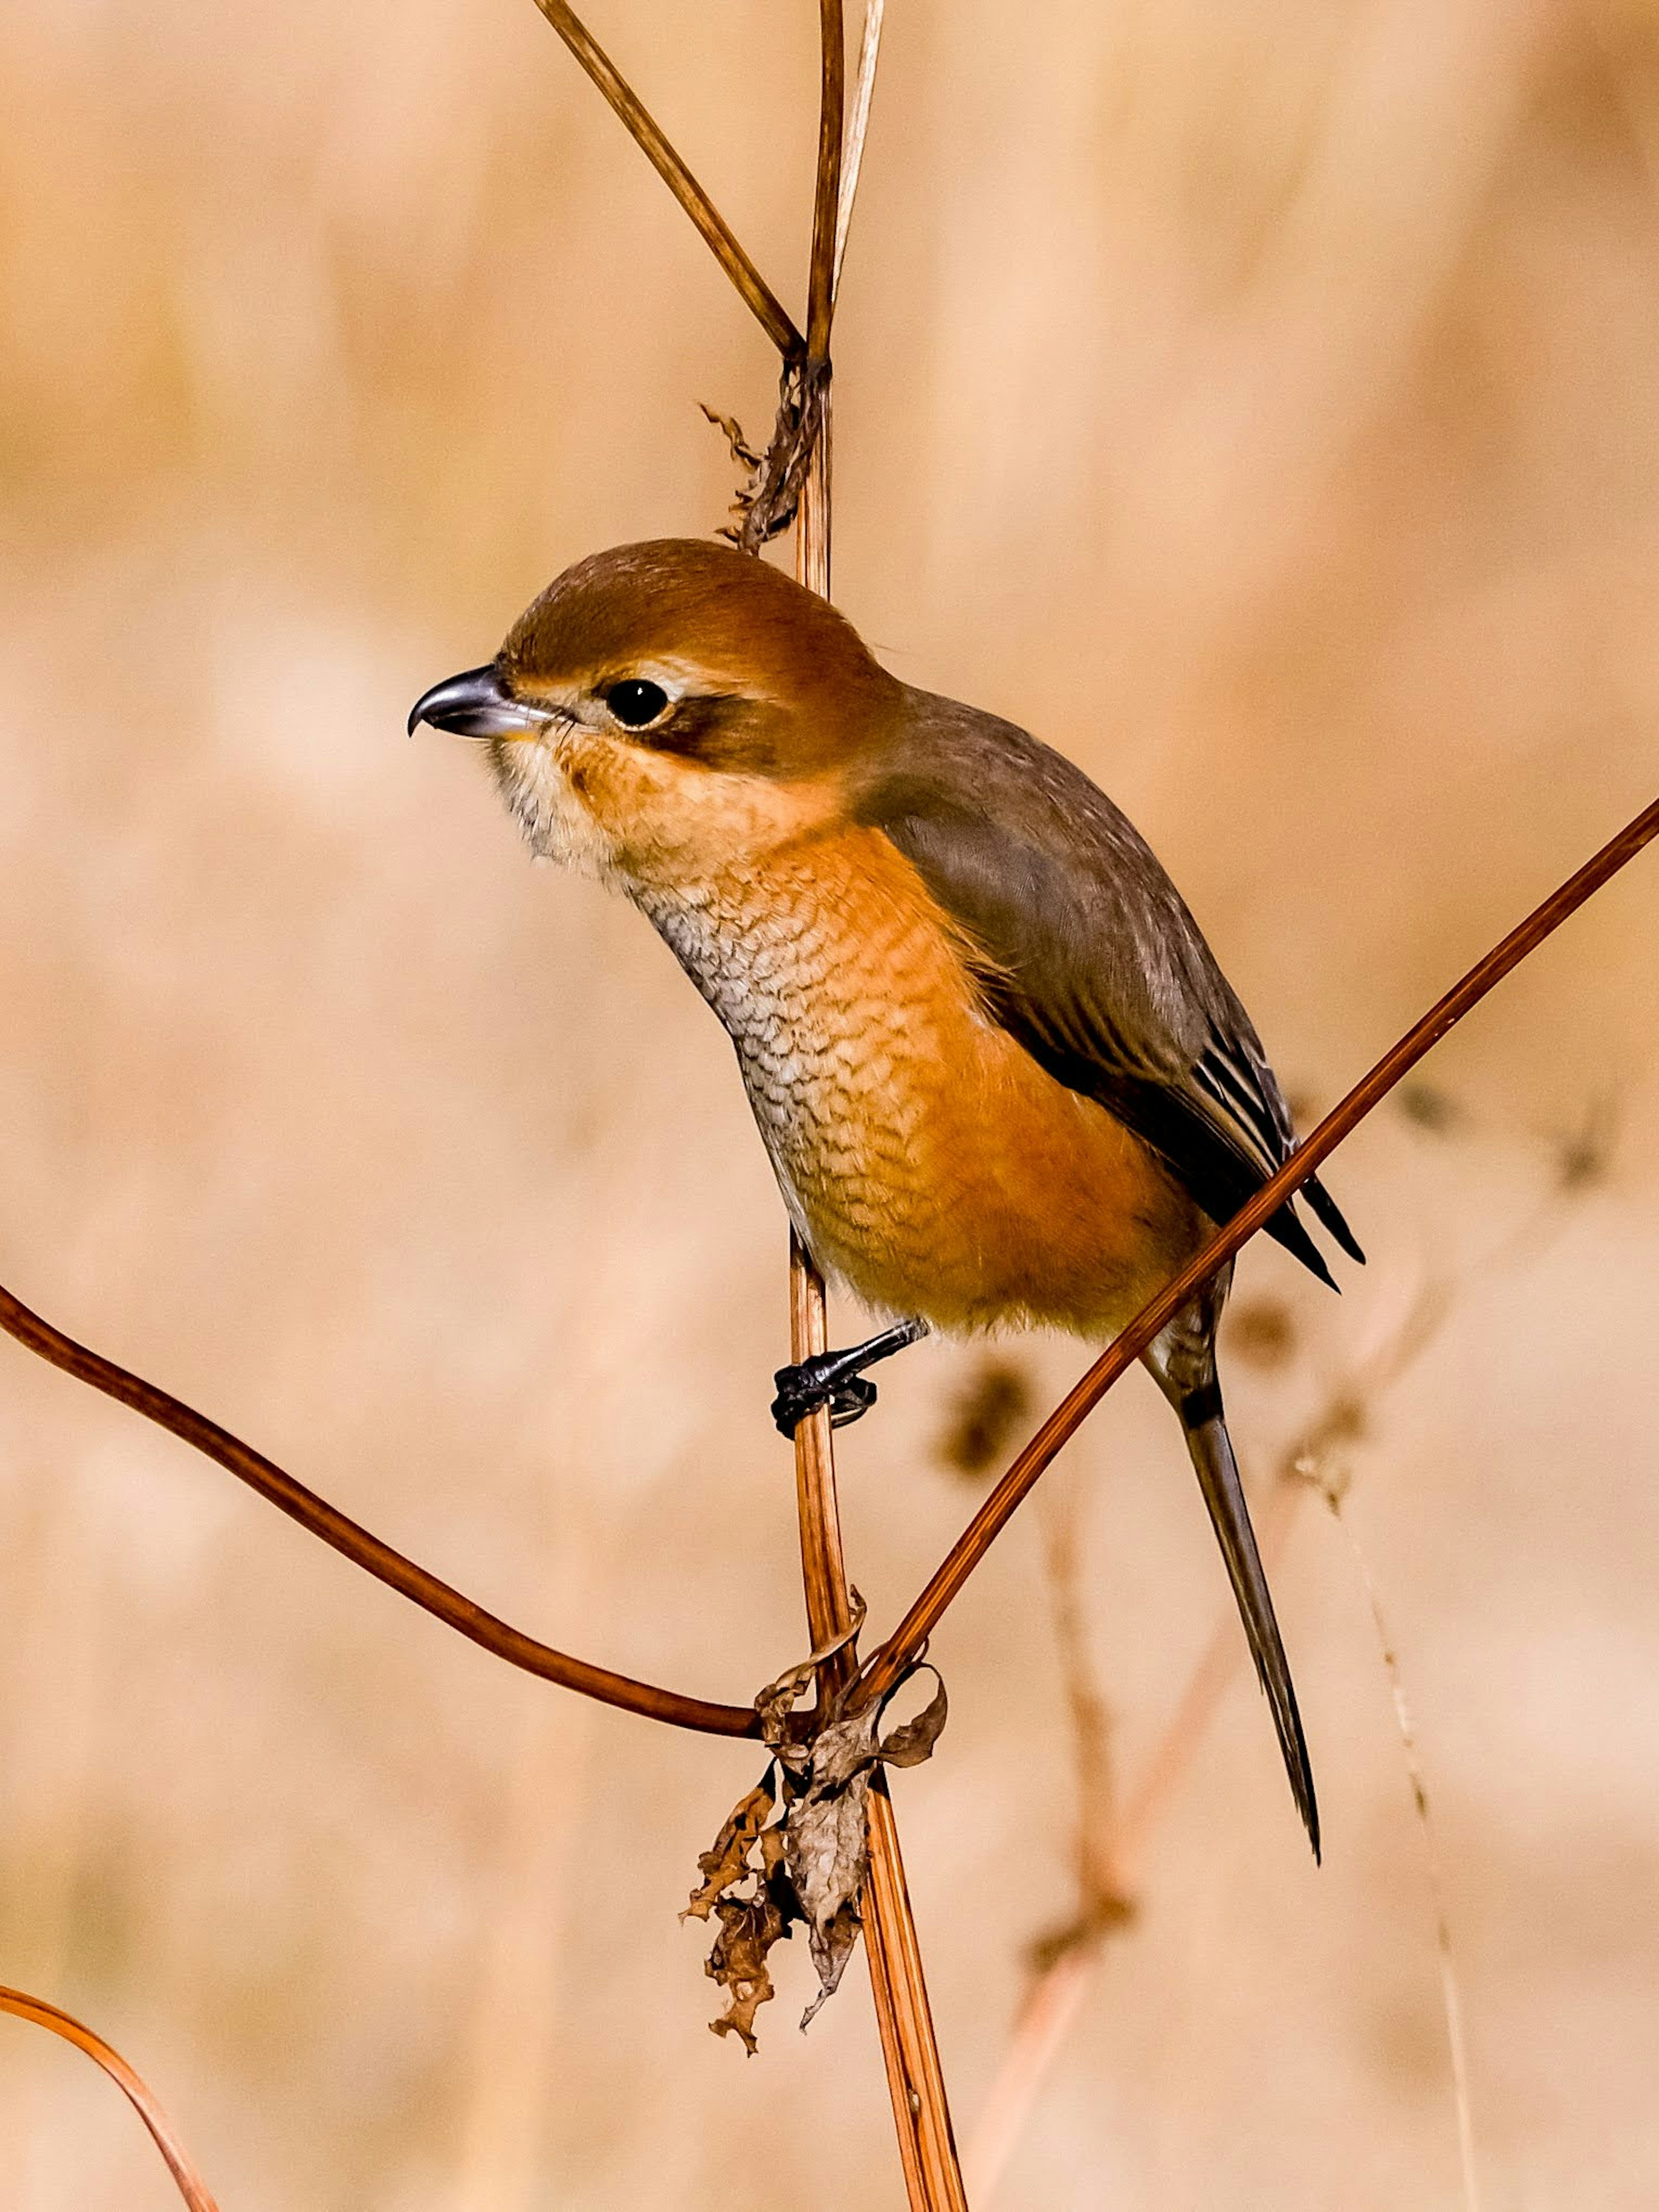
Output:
(0, 1985), (221, 2212)
(0, 1281), (761, 1739)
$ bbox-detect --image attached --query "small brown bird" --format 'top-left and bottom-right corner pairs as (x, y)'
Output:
(410, 538), (1361, 1854)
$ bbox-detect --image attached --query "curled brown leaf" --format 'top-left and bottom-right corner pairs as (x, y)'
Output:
(690, 1641), (947, 2047)
(704, 1828), (797, 2057)
(683, 1768), (777, 1923)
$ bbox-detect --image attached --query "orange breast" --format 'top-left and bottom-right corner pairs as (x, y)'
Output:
(637, 825), (1205, 1339)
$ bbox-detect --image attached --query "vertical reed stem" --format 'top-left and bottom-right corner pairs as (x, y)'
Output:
(792, 427), (969, 2212)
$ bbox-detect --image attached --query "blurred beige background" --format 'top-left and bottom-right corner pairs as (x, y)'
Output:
(3, 0), (1659, 2204)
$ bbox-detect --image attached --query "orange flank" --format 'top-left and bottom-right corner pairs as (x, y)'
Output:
(671, 822), (1200, 1339)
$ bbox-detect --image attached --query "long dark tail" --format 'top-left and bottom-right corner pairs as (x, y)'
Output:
(1181, 1390), (1319, 1858)
(1144, 1272), (1319, 1858)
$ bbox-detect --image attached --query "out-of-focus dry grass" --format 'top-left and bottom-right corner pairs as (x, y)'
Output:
(3, 0), (1659, 2204)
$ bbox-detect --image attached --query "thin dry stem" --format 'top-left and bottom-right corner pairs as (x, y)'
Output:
(0, 1280), (760, 1739)
(856, 792), (1659, 1716)
(806, 0), (846, 359)
(0, 1985), (222, 2212)
(833, 0), (886, 299)
(864, 1783), (970, 2210)
(791, 419), (967, 2210)
(783, 29), (963, 2196)
(528, 0), (803, 358)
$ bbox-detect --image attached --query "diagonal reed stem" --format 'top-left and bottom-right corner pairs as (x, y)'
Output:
(528, 0), (804, 358)
(855, 791), (1659, 1716)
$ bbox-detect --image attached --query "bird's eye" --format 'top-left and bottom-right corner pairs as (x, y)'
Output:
(604, 679), (671, 729)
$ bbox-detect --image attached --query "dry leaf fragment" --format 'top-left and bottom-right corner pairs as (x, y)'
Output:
(704, 1835), (796, 2056)
(783, 1666), (948, 2028)
(683, 1767), (777, 1922)
(702, 355), (831, 551)
(698, 401), (763, 472)
(876, 1669), (948, 1769)
(784, 1735), (872, 2026)
(689, 1627), (947, 2049)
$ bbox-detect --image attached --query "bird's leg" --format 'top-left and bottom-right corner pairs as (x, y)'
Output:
(772, 1318), (929, 1437)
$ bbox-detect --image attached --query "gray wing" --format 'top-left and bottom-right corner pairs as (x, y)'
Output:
(853, 691), (1362, 1283)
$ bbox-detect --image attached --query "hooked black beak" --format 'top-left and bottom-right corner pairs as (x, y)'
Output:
(407, 663), (545, 739)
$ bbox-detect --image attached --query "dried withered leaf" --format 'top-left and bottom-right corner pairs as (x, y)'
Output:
(692, 1774), (799, 2055)
(706, 1872), (793, 2056)
(683, 1767), (776, 1923)
(754, 1599), (867, 1774)
(702, 355), (831, 551)
(690, 1618), (945, 2049)
(697, 400), (763, 472)
(782, 1666), (949, 2029)
(785, 1744), (873, 2027)
(877, 1667), (948, 1769)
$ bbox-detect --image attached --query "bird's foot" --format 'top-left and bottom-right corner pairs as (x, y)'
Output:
(770, 1318), (929, 1440)
(772, 1357), (879, 1434)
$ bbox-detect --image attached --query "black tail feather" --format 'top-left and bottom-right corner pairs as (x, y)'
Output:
(1181, 1399), (1321, 1860)
(1303, 1170), (1366, 1266)
(1264, 1200), (1338, 1289)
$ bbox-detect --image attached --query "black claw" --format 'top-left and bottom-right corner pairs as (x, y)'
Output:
(769, 1320), (927, 1440)
(828, 1376), (877, 1428)
(772, 1359), (877, 1437)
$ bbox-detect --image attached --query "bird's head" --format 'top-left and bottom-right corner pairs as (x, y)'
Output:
(408, 538), (902, 890)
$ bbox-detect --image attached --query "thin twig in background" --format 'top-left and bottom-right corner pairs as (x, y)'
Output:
(1313, 1480), (1482, 2212)
(967, 1282), (1456, 2203)
(1035, 1470), (1132, 1937)
(528, 0), (804, 358)
(976, 1156), (1605, 2200)
(972, 1116), (1609, 2200)
(961, 1472), (1135, 2198)
(854, 791), (1659, 1718)
(0, 1986), (221, 2212)
(0, 1281), (760, 1739)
